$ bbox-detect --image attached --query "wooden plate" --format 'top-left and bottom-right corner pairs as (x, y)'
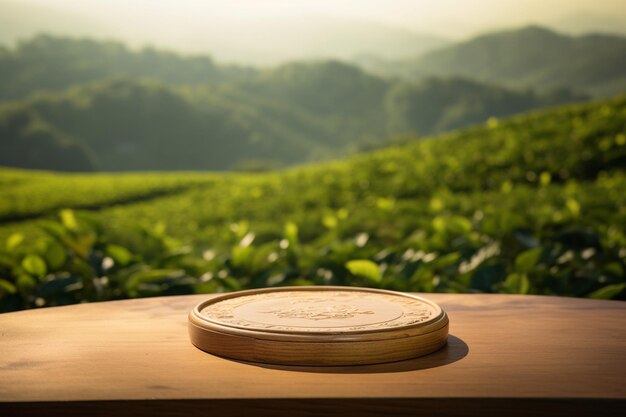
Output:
(188, 286), (449, 366)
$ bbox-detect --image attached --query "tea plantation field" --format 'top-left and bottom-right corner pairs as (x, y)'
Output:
(1, 96), (625, 311)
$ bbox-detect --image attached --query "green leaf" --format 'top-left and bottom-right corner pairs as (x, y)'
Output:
(604, 262), (624, 277)
(566, 198), (581, 217)
(376, 197), (395, 211)
(16, 274), (36, 292)
(515, 247), (543, 274)
(231, 246), (253, 269)
(432, 252), (461, 268)
(6, 233), (24, 250)
(432, 216), (472, 235)
(322, 214), (337, 229)
(153, 222), (166, 236)
(589, 283), (626, 300)
(284, 221), (299, 247)
(410, 266), (435, 291)
(125, 269), (185, 293)
(69, 257), (96, 280)
(289, 278), (315, 286)
(44, 241), (67, 270)
(60, 209), (78, 230)
(39, 221), (67, 241)
(429, 197), (444, 212)
(229, 221), (248, 239)
(194, 281), (218, 294)
(106, 244), (133, 267)
(0, 278), (17, 295)
(539, 171), (551, 187)
(0, 253), (16, 268)
(67, 231), (97, 258)
(220, 276), (242, 291)
(448, 216), (472, 234)
(503, 273), (530, 294)
(432, 216), (446, 233)
(22, 255), (47, 278)
(345, 259), (381, 283)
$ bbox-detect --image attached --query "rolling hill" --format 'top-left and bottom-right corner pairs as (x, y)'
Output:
(0, 95), (624, 310)
(361, 26), (626, 97)
(0, 34), (255, 101)
(0, 45), (584, 171)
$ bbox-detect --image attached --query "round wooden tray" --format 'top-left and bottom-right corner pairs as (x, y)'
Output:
(188, 286), (449, 366)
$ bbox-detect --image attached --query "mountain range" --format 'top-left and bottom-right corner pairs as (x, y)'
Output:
(0, 63), (582, 171)
(2, 25), (625, 172)
(360, 26), (626, 97)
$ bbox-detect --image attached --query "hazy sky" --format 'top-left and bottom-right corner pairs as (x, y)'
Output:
(15, 0), (626, 34)
(2, 0), (625, 63)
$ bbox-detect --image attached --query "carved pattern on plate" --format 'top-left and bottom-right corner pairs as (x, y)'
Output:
(261, 304), (375, 320)
(202, 290), (436, 333)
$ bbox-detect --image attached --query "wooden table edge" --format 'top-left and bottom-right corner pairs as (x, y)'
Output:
(2, 293), (625, 417)
(2, 397), (625, 417)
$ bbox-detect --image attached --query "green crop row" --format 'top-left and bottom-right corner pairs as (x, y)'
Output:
(0, 96), (625, 311)
(0, 169), (221, 221)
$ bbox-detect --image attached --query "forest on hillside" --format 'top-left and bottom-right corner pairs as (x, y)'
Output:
(4, 28), (622, 171)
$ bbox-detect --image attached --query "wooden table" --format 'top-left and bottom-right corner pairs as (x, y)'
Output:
(1, 293), (625, 416)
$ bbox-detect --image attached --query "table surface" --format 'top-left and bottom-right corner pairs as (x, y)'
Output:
(1, 293), (625, 416)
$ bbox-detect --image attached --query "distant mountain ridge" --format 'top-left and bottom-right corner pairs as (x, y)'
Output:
(360, 26), (626, 97)
(0, 35), (256, 100)
(0, 63), (583, 172)
(0, 33), (592, 172)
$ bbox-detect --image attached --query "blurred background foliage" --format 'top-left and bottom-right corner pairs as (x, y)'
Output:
(1, 95), (625, 311)
(0, 32), (603, 172)
(1, 5), (626, 311)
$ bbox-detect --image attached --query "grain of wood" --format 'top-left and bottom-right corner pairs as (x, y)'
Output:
(0, 293), (625, 416)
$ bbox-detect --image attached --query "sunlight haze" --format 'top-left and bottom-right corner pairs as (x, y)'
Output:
(1, 0), (625, 64)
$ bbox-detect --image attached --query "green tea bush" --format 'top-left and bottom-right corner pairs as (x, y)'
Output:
(1, 96), (625, 311)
